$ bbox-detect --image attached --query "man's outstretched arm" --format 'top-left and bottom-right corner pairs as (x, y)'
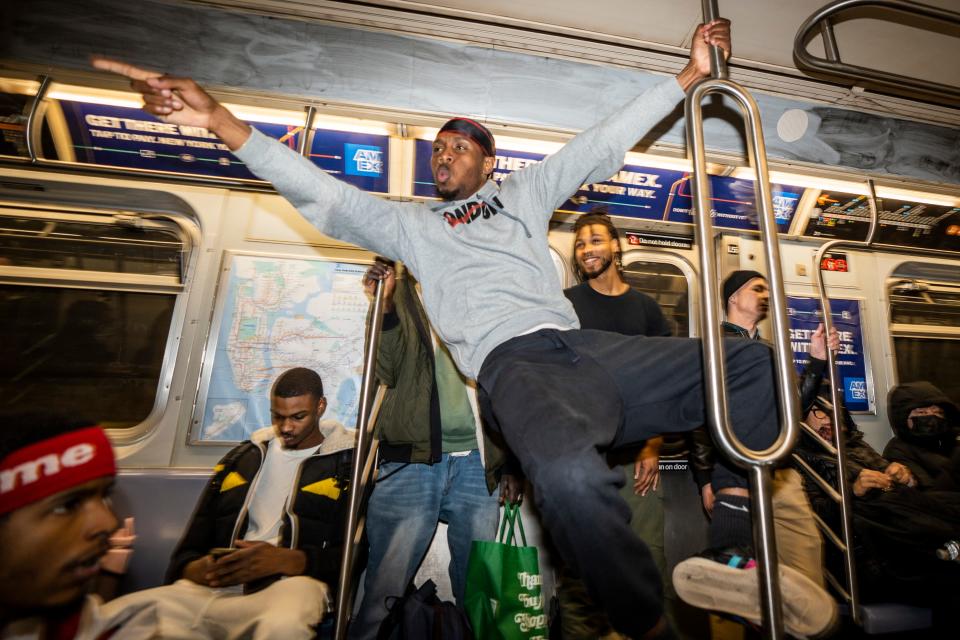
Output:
(92, 57), (414, 262)
(513, 19), (731, 217)
(91, 57), (252, 150)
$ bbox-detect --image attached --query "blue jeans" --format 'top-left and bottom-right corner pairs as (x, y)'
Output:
(348, 450), (499, 640)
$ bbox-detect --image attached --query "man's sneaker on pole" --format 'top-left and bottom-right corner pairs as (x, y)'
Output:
(672, 547), (838, 639)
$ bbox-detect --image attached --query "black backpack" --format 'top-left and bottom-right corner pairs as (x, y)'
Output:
(376, 580), (473, 640)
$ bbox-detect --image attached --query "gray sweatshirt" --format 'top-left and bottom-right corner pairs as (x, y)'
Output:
(234, 77), (685, 378)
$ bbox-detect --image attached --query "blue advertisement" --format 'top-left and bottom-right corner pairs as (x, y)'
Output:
(310, 133), (390, 193)
(662, 175), (801, 232)
(60, 101), (389, 191)
(413, 139), (800, 231)
(787, 296), (870, 412)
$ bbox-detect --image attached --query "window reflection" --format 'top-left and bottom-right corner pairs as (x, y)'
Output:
(622, 259), (690, 337)
(889, 262), (960, 409)
(0, 285), (175, 428)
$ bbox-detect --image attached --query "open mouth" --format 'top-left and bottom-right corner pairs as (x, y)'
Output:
(436, 166), (450, 182)
(68, 546), (107, 581)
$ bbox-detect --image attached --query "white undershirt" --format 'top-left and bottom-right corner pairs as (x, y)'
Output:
(244, 443), (316, 545)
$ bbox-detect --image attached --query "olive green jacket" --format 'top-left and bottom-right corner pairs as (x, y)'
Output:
(373, 269), (509, 492)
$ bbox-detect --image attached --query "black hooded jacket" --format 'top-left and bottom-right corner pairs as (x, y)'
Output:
(883, 381), (960, 490)
(686, 322), (829, 488)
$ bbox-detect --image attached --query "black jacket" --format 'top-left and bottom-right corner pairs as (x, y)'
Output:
(165, 423), (355, 593)
(883, 381), (960, 490)
(796, 424), (890, 515)
(374, 271), (511, 492)
(687, 321), (828, 488)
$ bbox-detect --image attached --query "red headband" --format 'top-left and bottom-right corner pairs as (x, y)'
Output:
(438, 117), (496, 157)
(0, 427), (116, 516)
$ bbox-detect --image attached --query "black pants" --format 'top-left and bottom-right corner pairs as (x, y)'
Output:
(478, 329), (779, 637)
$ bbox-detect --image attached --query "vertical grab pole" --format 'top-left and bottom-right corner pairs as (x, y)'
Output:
(811, 180), (879, 626)
(334, 277), (386, 640)
(686, 2), (801, 637)
(25, 75), (51, 163)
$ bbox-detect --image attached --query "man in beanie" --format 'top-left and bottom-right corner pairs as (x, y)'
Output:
(675, 270), (837, 635)
(718, 269), (835, 576)
(0, 414), (152, 639)
(97, 19), (835, 637)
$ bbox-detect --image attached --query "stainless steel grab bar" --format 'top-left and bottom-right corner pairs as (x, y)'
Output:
(686, 2), (802, 637)
(25, 75), (51, 163)
(809, 179), (880, 626)
(794, 0), (960, 105)
(334, 276), (386, 640)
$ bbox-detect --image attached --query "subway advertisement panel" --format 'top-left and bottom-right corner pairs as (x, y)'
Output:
(788, 295), (870, 412)
(58, 101), (389, 191)
(414, 139), (799, 231)
(804, 191), (960, 252)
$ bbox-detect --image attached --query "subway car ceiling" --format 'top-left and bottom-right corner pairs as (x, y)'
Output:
(3, 0), (960, 185)
(1, 0), (959, 468)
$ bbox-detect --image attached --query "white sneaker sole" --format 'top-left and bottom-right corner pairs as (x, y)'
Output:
(672, 557), (838, 638)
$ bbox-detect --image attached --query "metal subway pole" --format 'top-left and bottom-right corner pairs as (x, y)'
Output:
(334, 276), (386, 640)
(297, 106), (317, 157)
(810, 179), (880, 626)
(685, 1), (801, 637)
(25, 75), (51, 163)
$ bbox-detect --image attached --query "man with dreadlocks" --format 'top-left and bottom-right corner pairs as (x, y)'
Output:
(557, 209), (675, 639)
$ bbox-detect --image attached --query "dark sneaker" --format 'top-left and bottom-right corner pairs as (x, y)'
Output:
(673, 547), (838, 639)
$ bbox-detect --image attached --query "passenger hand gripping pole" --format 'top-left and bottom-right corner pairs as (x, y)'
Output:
(810, 179), (880, 626)
(335, 275), (386, 640)
(686, 2), (802, 637)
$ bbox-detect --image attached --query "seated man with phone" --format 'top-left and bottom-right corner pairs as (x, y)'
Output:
(104, 367), (356, 639)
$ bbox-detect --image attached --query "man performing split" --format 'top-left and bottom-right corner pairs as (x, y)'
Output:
(95, 20), (831, 637)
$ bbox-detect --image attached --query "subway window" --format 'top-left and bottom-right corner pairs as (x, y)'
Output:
(888, 261), (960, 407)
(621, 256), (691, 337)
(0, 208), (190, 430)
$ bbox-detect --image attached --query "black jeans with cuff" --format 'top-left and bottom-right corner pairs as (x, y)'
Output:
(478, 329), (779, 638)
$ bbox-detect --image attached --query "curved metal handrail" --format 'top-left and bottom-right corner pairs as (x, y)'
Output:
(685, 2), (802, 637)
(809, 179), (880, 626)
(335, 276), (386, 640)
(794, 0), (960, 104)
(25, 75), (51, 162)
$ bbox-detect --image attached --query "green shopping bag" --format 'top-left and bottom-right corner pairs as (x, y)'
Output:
(464, 503), (548, 640)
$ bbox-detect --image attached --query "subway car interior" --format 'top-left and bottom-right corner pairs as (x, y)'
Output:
(1, 1), (959, 639)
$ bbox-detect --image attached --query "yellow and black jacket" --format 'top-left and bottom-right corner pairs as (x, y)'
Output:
(165, 421), (355, 593)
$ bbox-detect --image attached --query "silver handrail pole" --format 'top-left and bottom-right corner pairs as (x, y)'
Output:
(685, 2), (802, 637)
(810, 179), (880, 626)
(334, 276), (386, 640)
(25, 75), (51, 163)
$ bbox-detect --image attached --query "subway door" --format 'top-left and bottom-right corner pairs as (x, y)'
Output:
(873, 252), (960, 451)
(620, 250), (711, 638)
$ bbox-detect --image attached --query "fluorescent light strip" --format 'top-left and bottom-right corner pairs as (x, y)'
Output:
(874, 186), (960, 208)
(45, 83), (391, 134)
(47, 85), (143, 109)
